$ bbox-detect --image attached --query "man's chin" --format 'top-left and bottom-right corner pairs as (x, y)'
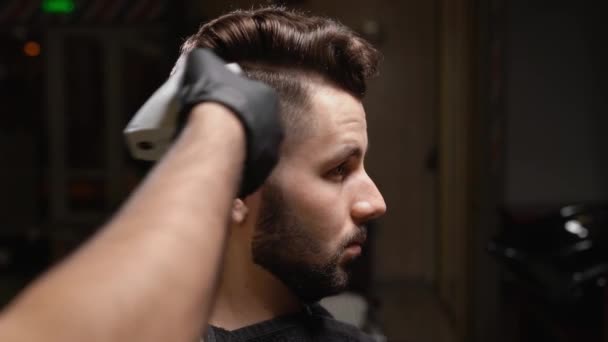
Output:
(263, 263), (351, 303)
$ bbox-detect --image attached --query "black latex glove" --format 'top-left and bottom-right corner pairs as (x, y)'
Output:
(180, 48), (283, 197)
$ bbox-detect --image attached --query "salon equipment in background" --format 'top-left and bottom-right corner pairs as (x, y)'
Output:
(489, 204), (608, 308)
(489, 203), (608, 341)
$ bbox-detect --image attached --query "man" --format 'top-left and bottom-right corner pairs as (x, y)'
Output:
(0, 6), (385, 342)
(182, 7), (387, 341)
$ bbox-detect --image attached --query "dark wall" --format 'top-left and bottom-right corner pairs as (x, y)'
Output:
(504, 0), (608, 207)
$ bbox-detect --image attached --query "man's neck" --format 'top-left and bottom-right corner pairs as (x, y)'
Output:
(208, 233), (302, 331)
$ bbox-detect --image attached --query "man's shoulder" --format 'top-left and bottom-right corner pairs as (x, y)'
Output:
(204, 304), (376, 342)
(315, 317), (376, 341)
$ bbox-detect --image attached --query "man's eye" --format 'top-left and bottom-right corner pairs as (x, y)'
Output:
(328, 163), (348, 181)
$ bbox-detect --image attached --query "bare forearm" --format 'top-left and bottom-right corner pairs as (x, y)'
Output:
(0, 103), (244, 341)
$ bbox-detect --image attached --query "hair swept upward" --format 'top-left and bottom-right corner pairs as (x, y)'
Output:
(180, 7), (380, 98)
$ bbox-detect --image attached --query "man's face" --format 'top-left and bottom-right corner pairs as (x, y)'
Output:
(251, 83), (386, 303)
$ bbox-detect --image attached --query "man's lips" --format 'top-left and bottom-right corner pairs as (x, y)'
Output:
(344, 238), (366, 254)
(346, 240), (365, 249)
(342, 243), (363, 262)
(342, 226), (367, 256)
(345, 243), (363, 251)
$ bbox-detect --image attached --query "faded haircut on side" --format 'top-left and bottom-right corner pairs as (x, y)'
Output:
(179, 6), (380, 148)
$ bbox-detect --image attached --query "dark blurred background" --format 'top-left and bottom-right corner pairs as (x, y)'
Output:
(0, 0), (607, 341)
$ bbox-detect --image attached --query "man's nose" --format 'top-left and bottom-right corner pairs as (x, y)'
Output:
(351, 172), (387, 224)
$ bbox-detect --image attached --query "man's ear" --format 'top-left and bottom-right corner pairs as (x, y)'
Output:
(231, 198), (249, 224)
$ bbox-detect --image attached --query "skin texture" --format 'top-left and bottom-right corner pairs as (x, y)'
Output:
(210, 81), (386, 331)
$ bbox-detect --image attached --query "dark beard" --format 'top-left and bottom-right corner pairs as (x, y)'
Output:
(251, 184), (366, 303)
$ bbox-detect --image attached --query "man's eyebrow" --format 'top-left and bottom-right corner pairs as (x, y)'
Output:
(331, 144), (364, 162)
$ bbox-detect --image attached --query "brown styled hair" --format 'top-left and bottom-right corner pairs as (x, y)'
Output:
(180, 6), (380, 141)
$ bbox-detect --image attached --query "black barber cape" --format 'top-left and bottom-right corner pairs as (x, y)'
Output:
(203, 303), (375, 342)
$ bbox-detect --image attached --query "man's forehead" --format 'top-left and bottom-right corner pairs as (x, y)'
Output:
(290, 119), (369, 164)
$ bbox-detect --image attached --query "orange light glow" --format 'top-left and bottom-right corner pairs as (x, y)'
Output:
(24, 41), (41, 57)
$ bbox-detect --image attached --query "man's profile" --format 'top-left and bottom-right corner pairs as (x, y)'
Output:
(180, 7), (387, 341)
(0, 6), (386, 342)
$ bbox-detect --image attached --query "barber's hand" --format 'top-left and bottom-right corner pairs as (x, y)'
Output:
(180, 49), (283, 197)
